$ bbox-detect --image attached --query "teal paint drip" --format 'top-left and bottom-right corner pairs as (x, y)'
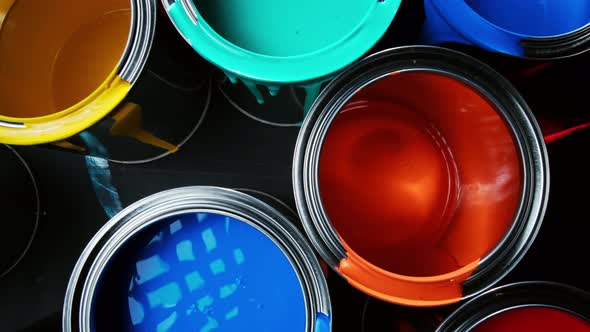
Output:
(302, 82), (323, 116)
(80, 131), (123, 218)
(165, 0), (400, 111)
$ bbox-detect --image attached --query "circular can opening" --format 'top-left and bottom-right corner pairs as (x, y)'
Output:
(471, 307), (590, 332)
(0, 0), (131, 118)
(464, 0), (590, 37)
(91, 212), (307, 331)
(319, 70), (523, 278)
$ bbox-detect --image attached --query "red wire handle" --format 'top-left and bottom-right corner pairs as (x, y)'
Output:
(544, 121), (590, 144)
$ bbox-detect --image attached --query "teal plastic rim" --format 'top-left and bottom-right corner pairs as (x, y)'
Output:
(165, 0), (400, 85)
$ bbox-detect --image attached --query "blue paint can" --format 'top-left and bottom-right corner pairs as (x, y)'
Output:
(63, 187), (331, 332)
(421, 0), (590, 59)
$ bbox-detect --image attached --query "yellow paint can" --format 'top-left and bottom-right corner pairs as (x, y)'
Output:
(0, 0), (211, 162)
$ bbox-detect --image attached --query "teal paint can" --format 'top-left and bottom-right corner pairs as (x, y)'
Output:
(161, 0), (400, 112)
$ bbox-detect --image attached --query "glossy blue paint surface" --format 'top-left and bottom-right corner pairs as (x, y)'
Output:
(465, 0), (590, 37)
(92, 212), (306, 332)
(422, 0), (590, 57)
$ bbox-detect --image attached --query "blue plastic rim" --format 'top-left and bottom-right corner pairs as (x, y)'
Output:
(63, 187), (331, 332)
(422, 0), (590, 59)
(162, 0), (400, 105)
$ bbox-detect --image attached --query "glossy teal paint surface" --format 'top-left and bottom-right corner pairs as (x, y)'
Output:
(195, 0), (376, 57)
(166, 0), (400, 105)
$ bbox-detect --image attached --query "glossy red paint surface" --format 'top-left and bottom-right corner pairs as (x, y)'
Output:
(320, 72), (523, 281)
(473, 307), (590, 332)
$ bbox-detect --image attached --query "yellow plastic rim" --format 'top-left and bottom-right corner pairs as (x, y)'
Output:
(0, 0), (133, 145)
(0, 69), (131, 145)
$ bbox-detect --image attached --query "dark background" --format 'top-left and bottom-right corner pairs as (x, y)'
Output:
(2, 1), (590, 331)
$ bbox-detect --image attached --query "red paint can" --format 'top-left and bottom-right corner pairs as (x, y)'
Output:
(294, 46), (549, 306)
(437, 282), (590, 332)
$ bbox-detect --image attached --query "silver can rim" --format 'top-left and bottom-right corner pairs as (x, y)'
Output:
(117, 0), (157, 84)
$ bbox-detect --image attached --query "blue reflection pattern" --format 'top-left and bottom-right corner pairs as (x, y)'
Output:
(125, 212), (306, 332)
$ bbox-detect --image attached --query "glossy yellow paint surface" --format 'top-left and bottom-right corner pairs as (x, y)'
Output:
(0, 0), (131, 144)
